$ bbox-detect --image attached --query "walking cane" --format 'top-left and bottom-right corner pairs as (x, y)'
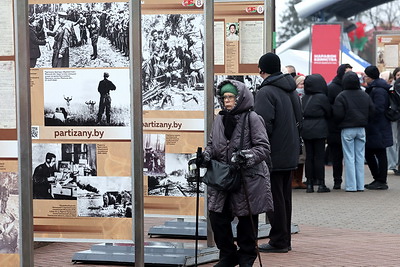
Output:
(188, 147), (202, 266)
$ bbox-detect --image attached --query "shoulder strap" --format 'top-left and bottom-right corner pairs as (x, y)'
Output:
(239, 112), (250, 150)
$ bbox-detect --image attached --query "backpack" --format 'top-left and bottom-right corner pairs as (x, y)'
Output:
(384, 90), (400, 121)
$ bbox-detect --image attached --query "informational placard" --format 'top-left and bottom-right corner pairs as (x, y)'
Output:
(375, 32), (400, 73)
(311, 24), (341, 83)
(239, 20), (264, 64)
(0, 0), (14, 56)
(0, 61), (16, 129)
(214, 21), (224, 65)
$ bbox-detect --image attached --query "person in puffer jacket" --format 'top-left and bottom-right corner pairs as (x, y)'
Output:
(301, 74), (332, 193)
(203, 79), (273, 267)
(333, 71), (375, 192)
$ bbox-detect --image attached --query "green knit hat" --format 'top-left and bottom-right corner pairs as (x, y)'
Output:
(220, 83), (238, 96)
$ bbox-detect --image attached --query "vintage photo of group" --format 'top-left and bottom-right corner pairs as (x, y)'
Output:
(29, 2), (130, 68)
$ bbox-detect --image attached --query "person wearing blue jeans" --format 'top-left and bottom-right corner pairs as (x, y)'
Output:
(333, 71), (375, 192)
(341, 128), (366, 191)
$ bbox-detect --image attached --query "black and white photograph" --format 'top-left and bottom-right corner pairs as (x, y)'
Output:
(32, 143), (97, 200)
(148, 153), (205, 197)
(142, 14), (205, 110)
(77, 176), (132, 218)
(143, 134), (166, 177)
(0, 172), (19, 254)
(29, 2), (130, 68)
(226, 22), (239, 42)
(43, 68), (130, 126)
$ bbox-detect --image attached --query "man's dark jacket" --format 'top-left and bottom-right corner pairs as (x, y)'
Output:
(254, 73), (302, 171)
(365, 78), (393, 149)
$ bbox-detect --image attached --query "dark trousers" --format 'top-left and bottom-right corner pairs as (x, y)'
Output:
(209, 199), (258, 265)
(329, 141), (343, 183)
(365, 147), (388, 183)
(267, 170), (292, 249)
(304, 138), (326, 185)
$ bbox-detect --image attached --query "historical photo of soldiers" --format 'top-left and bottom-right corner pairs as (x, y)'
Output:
(77, 176), (132, 218)
(0, 172), (19, 254)
(142, 14), (205, 110)
(43, 68), (130, 126)
(143, 134), (166, 177)
(28, 2), (130, 68)
(147, 153), (205, 197)
(32, 143), (97, 200)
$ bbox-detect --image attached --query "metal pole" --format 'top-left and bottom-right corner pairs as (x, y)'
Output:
(14, 0), (34, 266)
(129, 0), (144, 266)
(204, 0), (215, 248)
(264, 0), (274, 53)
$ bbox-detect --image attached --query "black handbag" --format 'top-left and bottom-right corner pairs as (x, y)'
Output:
(202, 112), (249, 193)
(202, 160), (241, 192)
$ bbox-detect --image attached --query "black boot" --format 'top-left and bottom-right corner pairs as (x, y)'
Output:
(317, 180), (331, 193)
(306, 180), (314, 193)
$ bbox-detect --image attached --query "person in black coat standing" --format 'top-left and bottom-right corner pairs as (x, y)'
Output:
(302, 74), (331, 193)
(29, 16), (47, 68)
(364, 66), (393, 190)
(97, 72), (116, 124)
(327, 64), (353, 189)
(254, 53), (302, 253)
(333, 71), (375, 192)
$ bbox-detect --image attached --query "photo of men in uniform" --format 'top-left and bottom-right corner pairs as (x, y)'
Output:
(29, 2), (130, 68)
(142, 14), (205, 110)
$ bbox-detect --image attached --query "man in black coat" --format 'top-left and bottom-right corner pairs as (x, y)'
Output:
(327, 64), (353, 189)
(254, 53), (302, 253)
(364, 66), (393, 190)
(97, 72), (116, 124)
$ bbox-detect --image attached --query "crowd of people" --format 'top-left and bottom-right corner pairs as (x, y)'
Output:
(202, 51), (400, 265)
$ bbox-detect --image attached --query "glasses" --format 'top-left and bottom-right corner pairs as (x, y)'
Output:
(222, 95), (235, 100)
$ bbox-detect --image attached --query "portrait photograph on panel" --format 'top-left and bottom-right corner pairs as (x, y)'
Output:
(43, 68), (130, 126)
(0, 172), (18, 254)
(226, 22), (239, 42)
(32, 143), (97, 200)
(142, 14), (205, 110)
(143, 134), (166, 177)
(28, 2), (130, 68)
(77, 176), (132, 218)
(147, 153), (205, 197)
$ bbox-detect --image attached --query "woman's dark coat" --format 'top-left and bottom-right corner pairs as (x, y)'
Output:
(204, 80), (273, 216)
(301, 74), (331, 140)
(365, 78), (393, 148)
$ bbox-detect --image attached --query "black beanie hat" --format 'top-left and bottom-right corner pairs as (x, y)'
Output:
(342, 71), (360, 90)
(258, 53), (281, 74)
(364, 66), (380, 80)
(337, 64), (353, 78)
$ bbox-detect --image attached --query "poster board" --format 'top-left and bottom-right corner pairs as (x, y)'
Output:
(214, 1), (265, 75)
(27, 0), (268, 242)
(311, 23), (341, 83)
(374, 31), (400, 73)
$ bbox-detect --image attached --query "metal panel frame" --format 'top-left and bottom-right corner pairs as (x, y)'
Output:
(129, 0), (144, 266)
(14, 0), (33, 266)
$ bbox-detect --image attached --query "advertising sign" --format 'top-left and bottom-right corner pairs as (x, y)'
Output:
(311, 24), (341, 83)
